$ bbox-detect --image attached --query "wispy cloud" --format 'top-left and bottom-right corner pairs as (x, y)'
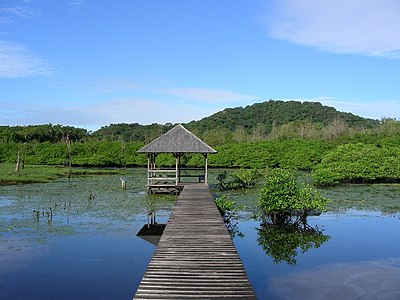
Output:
(0, 41), (51, 78)
(163, 88), (258, 104)
(70, 0), (85, 7)
(0, 4), (37, 23)
(0, 98), (217, 130)
(91, 77), (140, 93)
(268, 0), (400, 58)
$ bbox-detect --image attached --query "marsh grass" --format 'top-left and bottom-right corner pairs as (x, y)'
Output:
(0, 163), (122, 185)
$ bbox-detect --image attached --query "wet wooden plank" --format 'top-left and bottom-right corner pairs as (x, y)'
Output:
(134, 184), (256, 299)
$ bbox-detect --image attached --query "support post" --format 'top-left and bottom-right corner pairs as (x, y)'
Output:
(147, 156), (150, 186)
(204, 153), (208, 184)
(178, 154), (181, 183)
(175, 154), (179, 186)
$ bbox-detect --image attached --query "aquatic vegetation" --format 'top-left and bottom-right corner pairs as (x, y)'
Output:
(0, 163), (122, 185)
(215, 195), (237, 213)
(0, 170), (175, 242)
(214, 195), (244, 238)
(257, 169), (329, 224)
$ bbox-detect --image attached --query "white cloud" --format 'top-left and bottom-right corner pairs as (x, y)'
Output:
(0, 41), (51, 78)
(163, 88), (258, 104)
(268, 0), (400, 58)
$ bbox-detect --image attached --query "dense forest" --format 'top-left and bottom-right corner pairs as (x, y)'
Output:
(1, 100), (399, 185)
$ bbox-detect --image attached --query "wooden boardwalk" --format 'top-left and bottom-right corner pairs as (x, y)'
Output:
(134, 184), (256, 299)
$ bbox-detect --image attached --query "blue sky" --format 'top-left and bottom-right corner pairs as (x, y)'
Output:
(1, 0), (400, 131)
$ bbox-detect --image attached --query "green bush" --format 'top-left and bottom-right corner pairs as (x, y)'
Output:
(257, 169), (329, 222)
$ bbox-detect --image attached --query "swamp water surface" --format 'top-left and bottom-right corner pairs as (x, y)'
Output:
(0, 169), (400, 299)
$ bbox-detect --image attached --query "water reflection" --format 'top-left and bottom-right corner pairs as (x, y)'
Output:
(270, 259), (400, 299)
(222, 210), (244, 239)
(136, 210), (166, 246)
(257, 215), (330, 266)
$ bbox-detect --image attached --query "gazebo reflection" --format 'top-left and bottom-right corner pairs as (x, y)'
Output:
(136, 210), (166, 246)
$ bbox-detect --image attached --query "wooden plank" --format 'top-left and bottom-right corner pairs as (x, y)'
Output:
(134, 184), (256, 299)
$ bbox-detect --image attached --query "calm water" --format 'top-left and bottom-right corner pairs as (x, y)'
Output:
(0, 170), (175, 299)
(1, 169), (400, 299)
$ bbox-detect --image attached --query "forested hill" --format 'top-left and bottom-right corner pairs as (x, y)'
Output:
(0, 100), (379, 143)
(185, 100), (378, 135)
(94, 100), (378, 142)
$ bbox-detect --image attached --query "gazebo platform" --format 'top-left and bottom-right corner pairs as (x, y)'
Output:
(137, 124), (217, 194)
(146, 183), (185, 194)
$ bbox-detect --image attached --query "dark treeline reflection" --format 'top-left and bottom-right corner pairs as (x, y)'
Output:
(257, 214), (330, 266)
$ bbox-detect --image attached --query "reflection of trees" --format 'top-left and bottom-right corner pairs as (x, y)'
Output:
(222, 210), (244, 239)
(257, 216), (330, 266)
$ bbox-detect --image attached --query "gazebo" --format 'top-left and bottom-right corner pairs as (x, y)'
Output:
(137, 124), (217, 193)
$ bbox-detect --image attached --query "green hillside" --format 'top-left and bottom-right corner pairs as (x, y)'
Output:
(0, 100), (380, 144)
(186, 100), (378, 135)
(93, 100), (379, 142)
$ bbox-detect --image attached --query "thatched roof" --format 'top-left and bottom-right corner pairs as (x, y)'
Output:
(137, 124), (217, 154)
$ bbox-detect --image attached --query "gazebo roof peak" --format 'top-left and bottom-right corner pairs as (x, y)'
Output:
(137, 124), (217, 154)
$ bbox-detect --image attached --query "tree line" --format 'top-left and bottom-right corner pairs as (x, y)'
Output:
(0, 124), (88, 143)
(1, 100), (399, 185)
(1, 100), (380, 144)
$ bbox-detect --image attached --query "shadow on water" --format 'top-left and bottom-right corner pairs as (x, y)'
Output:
(136, 210), (166, 246)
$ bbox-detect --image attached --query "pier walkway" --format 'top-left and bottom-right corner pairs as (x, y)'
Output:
(134, 184), (256, 299)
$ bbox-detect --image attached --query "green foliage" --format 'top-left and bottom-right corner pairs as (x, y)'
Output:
(215, 195), (237, 213)
(0, 124), (87, 143)
(92, 123), (175, 142)
(257, 222), (330, 265)
(0, 104), (398, 179)
(0, 141), (147, 167)
(256, 168), (331, 264)
(0, 164), (121, 185)
(257, 169), (329, 220)
(312, 143), (400, 186)
(216, 169), (261, 190)
(214, 195), (244, 238)
(211, 139), (333, 170)
(186, 100), (378, 138)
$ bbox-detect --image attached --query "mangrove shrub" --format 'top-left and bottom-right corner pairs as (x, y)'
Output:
(312, 143), (400, 186)
(257, 169), (329, 223)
